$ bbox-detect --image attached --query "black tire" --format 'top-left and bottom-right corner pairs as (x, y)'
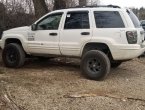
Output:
(111, 61), (122, 68)
(81, 50), (110, 81)
(2, 43), (25, 68)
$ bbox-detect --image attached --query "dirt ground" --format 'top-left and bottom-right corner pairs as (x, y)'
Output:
(0, 50), (145, 110)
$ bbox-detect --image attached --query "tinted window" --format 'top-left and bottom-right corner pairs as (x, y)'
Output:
(37, 13), (62, 30)
(64, 12), (90, 29)
(94, 11), (125, 28)
(127, 10), (141, 28)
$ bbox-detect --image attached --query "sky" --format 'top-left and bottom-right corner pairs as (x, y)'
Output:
(100, 0), (145, 8)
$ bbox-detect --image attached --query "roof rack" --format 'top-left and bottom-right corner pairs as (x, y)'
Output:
(68, 5), (121, 9)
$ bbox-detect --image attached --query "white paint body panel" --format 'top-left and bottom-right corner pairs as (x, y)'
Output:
(0, 7), (145, 60)
(59, 9), (93, 56)
(27, 30), (60, 55)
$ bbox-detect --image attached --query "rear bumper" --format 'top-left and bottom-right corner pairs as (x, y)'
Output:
(111, 42), (145, 60)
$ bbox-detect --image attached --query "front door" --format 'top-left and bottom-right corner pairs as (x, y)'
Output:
(28, 12), (63, 55)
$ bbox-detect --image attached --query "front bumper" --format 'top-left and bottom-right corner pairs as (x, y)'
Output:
(111, 42), (145, 60)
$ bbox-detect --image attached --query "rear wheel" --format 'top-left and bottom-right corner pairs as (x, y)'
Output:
(81, 50), (110, 81)
(2, 43), (25, 68)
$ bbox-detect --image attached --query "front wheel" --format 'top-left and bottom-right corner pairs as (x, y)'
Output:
(81, 50), (111, 81)
(2, 43), (25, 68)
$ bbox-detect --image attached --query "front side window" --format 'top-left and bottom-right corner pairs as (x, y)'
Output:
(94, 11), (125, 28)
(37, 13), (62, 30)
(64, 11), (90, 29)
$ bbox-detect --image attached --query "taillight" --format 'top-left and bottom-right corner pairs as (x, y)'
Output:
(126, 31), (137, 44)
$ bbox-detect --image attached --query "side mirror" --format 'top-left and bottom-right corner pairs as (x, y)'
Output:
(31, 24), (37, 31)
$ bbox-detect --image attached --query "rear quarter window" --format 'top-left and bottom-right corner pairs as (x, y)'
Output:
(127, 10), (141, 28)
(94, 11), (125, 28)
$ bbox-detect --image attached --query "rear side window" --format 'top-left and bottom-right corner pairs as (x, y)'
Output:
(127, 10), (141, 28)
(64, 11), (90, 29)
(94, 11), (125, 28)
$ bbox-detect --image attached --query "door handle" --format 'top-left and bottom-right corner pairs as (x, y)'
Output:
(49, 33), (57, 36)
(81, 32), (90, 35)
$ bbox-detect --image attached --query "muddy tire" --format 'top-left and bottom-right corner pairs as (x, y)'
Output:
(2, 43), (25, 68)
(81, 50), (110, 81)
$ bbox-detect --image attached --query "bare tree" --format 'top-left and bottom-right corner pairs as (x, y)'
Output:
(32, 0), (48, 18)
(0, 2), (6, 30)
(79, 0), (100, 6)
(88, 0), (100, 6)
(79, 0), (87, 6)
(0, 0), (35, 30)
(53, 0), (66, 10)
(66, 0), (77, 7)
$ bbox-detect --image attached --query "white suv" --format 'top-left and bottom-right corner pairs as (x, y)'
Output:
(0, 5), (145, 80)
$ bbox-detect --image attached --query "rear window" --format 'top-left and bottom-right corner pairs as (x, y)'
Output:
(127, 10), (141, 28)
(94, 11), (125, 28)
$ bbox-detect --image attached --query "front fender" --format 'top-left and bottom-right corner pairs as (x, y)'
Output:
(1, 34), (27, 51)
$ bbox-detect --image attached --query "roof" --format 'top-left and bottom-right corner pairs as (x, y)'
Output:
(68, 5), (121, 9)
(52, 5), (123, 13)
(38, 5), (125, 21)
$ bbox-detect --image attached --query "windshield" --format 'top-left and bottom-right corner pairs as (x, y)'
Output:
(127, 10), (141, 28)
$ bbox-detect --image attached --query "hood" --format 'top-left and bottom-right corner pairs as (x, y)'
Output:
(4, 26), (30, 33)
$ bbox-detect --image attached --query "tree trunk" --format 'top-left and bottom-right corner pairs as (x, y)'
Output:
(53, 0), (66, 10)
(32, 0), (48, 18)
(79, 0), (87, 6)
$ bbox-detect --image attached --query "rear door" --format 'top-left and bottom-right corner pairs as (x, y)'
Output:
(59, 11), (92, 56)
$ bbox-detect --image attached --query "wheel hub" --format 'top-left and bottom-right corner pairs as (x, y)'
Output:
(87, 58), (101, 73)
(7, 50), (17, 63)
